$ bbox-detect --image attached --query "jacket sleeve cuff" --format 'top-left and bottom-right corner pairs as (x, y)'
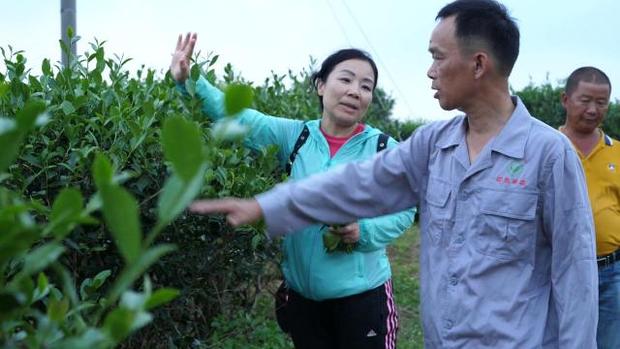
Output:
(255, 184), (297, 238)
(356, 220), (371, 248)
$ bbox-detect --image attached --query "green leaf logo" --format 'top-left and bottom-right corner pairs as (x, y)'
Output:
(508, 161), (524, 176)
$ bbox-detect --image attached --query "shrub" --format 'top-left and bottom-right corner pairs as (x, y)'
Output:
(1, 38), (420, 347)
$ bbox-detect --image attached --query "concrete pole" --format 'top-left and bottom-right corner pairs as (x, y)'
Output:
(61, 0), (77, 67)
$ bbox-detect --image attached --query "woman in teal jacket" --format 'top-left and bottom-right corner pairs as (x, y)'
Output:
(173, 33), (414, 349)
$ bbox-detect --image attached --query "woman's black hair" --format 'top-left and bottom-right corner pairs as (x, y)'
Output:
(311, 48), (378, 110)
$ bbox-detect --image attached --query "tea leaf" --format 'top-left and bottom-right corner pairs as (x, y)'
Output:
(157, 167), (205, 226)
(50, 188), (84, 239)
(145, 288), (180, 310)
(99, 184), (141, 264)
(224, 84), (253, 116)
(161, 116), (205, 182)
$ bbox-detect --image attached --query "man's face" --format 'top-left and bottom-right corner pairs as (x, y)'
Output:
(562, 81), (610, 134)
(427, 16), (473, 111)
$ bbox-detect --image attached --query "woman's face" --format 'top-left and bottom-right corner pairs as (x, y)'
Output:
(317, 59), (375, 127)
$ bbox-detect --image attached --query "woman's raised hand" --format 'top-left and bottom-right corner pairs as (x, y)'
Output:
(170, 32), (197, 83)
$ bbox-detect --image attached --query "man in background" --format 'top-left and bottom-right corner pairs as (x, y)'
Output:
(560, 66), (618, 349)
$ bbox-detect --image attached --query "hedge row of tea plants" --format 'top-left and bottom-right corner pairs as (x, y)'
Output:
(1, 37), (421, 348)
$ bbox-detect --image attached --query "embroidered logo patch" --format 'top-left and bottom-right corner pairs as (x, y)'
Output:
(608, 163), (616, 172)
(497, 160), (527, 187)
(508, 161), (524, 176)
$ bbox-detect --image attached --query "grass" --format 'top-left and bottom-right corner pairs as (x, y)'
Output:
(388, 225), (424, 348)
(206, 225), (423, 348)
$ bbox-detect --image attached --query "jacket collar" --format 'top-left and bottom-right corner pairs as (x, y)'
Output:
(435, 96), (532, 160)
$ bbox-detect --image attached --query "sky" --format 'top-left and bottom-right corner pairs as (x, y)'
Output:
(1, 0), (619, 122)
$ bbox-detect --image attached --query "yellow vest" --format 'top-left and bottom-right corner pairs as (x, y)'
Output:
(571, 131), (620, 255)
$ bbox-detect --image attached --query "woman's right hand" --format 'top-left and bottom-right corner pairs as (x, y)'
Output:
(170, 32), (197, 83)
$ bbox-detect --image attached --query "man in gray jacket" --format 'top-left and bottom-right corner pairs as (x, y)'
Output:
(191, 0), (598, 347)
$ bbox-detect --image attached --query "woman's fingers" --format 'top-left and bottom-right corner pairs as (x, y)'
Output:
(329, 222), (360, 243)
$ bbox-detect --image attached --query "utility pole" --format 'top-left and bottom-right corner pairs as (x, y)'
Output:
(61, 0), (76, 67)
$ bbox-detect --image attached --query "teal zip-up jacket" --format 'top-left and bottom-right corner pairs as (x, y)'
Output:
(190, 76), (415, 300)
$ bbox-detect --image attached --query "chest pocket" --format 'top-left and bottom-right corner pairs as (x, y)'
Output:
(423, 177), (453, 245)
(474, 189), (539, 260)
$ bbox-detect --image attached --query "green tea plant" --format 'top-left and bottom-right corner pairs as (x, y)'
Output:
(1, 35), (420, 347)
(0, 97), (219, 347)
(0, 40), (284, 347)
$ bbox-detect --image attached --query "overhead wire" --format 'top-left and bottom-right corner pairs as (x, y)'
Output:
(339, 0), (416, 119)
(324, 0), (355, 47)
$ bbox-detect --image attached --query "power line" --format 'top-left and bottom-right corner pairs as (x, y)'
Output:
(322, 0), (392, 116)
(324, 0), (354, 47)
(339, 0), (416, 119)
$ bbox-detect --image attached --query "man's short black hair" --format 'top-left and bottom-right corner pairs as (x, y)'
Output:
(565, 66), (612, 97)
(437, 0), (520, 77)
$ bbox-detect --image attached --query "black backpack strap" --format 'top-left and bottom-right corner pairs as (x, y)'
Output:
(286, 125), (310, 176)
(376, 133), (389, 152)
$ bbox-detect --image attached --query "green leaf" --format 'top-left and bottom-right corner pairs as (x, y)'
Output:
(20, 242), (65, 277)
(37, 272), (49, 293)
(0, 100), (46, 173)
(99, 184), (141, 264)
(0, 119), (21, 173)
(107, 244), (176, 305)
(80, 269), (111, 300)
(49, 188), (84, 239)
(92, 153), (113, 189)
(48, 297), (69, 323)
(157, 167), (205, 226)
(16, 99), (46, 131)
(224, 84), (253, 116)
(190, 63), (201, 81)
(322, 231), (341, 252)
(161, 116), (205, 182)
(60, 100), (76, 115)
(0, 82), (9, 98)
(92, 269), (112, 288)
(251, 234), (262, 250)
(0, 228), (40, 267)
(145, 288), (180, 310)
(33, 272), (51, 302)
(42, 58), (51, 76)
(103, 308), (134, 342)
(208, 54), (219, 67)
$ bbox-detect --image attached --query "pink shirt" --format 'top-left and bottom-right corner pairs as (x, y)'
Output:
(321, 123), (365, 157)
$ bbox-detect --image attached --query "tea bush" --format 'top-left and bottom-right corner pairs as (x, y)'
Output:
(0, 87), (208, 348)
(1, 38), (419, 348)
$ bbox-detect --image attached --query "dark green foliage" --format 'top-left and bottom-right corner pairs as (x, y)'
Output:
(1, 40), (420, 347)
(0, 100), (181, 348)
(602, 102), (620, 140)
(515, 82), (566, 129)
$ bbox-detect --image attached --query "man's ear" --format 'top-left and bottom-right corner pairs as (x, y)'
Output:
(473, 52), (489, 79)
(560, 91), (569, 109)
